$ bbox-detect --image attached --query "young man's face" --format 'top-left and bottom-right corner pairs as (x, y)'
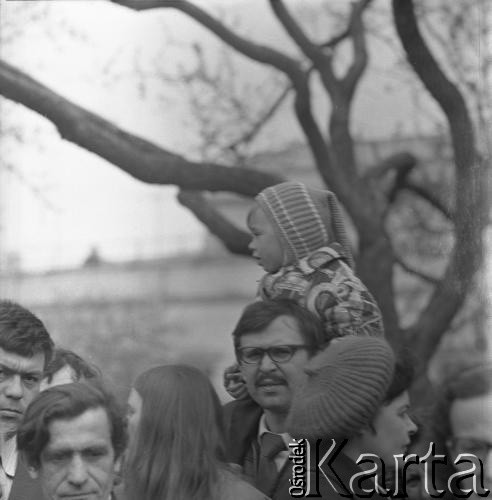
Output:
(238, 315), (310, 418)
(0, 347), (45, 437)
(247, 206), (284, 273)
(33, 407), (119, 500)
(359, 390), (417, 466)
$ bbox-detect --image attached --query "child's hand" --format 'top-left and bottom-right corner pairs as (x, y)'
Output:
(223, 363), (249, 400)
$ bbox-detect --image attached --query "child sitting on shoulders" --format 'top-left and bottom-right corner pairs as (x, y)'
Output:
(225, 181), (384, 398)
(250, 180), (383, 338)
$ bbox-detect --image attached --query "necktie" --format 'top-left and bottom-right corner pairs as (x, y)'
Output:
(256, 432), (286, 496)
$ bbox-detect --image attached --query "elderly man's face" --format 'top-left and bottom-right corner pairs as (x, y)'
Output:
(31, 407), (119, 500)
(238, 315), (310, 416)
(0, 347), (44, 437)
(449, 393), (492, 497)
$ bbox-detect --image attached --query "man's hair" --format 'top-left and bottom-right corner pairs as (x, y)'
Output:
(44, 348), (101, 383)
(232, 299), (327, 356)
(384, 349), (415, 404)
(0, 300), (54, 367)
(17, 382), (127, 468)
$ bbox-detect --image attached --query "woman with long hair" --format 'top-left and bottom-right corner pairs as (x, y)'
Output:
(124, 364), (268, 500)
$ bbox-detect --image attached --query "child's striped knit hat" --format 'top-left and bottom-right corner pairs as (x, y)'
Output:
(255, 181), (354, 267)
(286, 336), (395, 440)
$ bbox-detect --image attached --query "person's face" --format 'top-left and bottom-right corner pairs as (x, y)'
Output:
(404, 467), (427, 500)
(238, 315), (310, 416)
(0, 347), (45, 437)
(247, 206), (284, 273)
(359, 391), (417, 466)
(449, 393), (492, 496)
(32, 407), (119, 500)
(41, 365), (78, 391)
(404, 440), (429, 500)
(126, 388), (142, 451)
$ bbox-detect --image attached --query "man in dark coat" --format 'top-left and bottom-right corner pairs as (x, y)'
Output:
(225, 299), (412, 499)
(223, 299), (328, 499)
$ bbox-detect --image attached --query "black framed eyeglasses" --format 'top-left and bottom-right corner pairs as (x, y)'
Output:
(237, 345), (308, 365)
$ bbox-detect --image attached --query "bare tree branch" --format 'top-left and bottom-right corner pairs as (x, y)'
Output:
(394, 254), (439, 284)
(365, 152), (454, 220)
(393, 0), (486, 367)
(110, 0), (345, 204)
(325, 0), (373, 188)
(341, 0), (372, 101)
(269, 0), (344, 109)
(111, 0), (366, 224)
(321, 28), (351, 50)
(110, 0), (305, 83)
(363, 152), (417, 211)
(3, 162), (61, 213)
(402, 181), (454, 221)
(168, 44), (288, 164)
(268, 0), (370, 134)
(326, 0), (372, 184)
(225, 82), (293, 152)
(320, 0), (373, 50)
(177, 190), (251, 255)
(363, 152), (417, 181)
(291, 74), (344, 191)
(0, 58), (283, 196)
(268, 0), (328, 65)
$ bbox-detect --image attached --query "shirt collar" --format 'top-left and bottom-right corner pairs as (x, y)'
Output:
(1, 435), (18, 477)
(257, 413), (292, 450)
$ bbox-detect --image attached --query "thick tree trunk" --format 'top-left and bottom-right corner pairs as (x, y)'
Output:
(357, 234), (400, 345)
(393, 0), (485, 368)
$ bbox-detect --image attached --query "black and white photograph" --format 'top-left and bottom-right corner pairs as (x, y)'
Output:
(0, 0), (490, 498)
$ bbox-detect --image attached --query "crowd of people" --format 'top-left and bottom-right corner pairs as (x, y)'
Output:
(0, 181), (488, 500)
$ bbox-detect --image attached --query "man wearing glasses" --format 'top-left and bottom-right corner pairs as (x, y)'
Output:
(224, 299), (328, 500)
(0, 300), (54, 500)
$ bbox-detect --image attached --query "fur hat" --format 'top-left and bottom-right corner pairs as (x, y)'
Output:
(286, 336), (395, 440)
(255, 181), (354, 267)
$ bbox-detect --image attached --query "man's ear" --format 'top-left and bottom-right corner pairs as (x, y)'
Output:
(114, 455), (123, 476)
(27, 465), (39, 480)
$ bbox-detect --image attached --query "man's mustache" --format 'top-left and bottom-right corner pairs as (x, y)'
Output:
(255, 373), (286, 387)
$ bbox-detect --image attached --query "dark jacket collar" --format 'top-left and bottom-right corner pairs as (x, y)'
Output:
(223, 398), (263, 464)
